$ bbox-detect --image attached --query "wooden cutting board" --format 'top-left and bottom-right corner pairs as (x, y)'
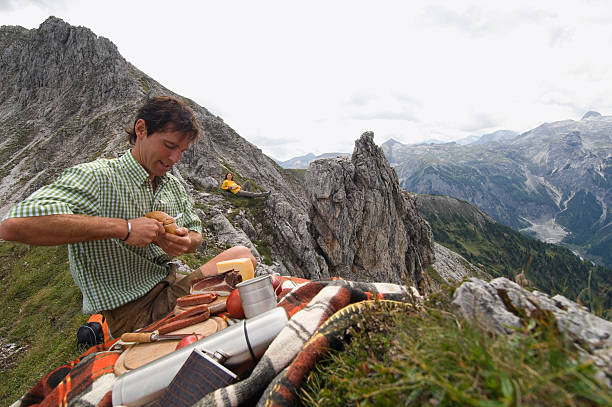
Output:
(114, 317), (221, 375)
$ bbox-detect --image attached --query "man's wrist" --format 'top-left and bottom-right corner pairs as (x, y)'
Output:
(121, 219), (131, 241)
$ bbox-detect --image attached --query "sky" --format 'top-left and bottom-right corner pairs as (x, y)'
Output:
(1, 1), (611, 161)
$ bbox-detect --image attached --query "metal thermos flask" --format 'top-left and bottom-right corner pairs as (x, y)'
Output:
(112, 307), (288, 406)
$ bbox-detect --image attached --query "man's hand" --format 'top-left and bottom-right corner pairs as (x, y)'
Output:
(0, 214), (201, 254)
(123, 217), (166, 247)
(153, 227), (193, 257)
(0, 214), (164, 246)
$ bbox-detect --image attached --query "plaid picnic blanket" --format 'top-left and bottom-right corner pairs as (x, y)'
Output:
(11, 277), (419, 407)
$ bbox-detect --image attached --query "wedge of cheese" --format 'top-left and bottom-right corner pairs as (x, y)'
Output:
(216, 258), (254, 281)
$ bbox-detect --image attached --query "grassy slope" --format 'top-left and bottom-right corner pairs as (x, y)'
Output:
(0, 242), (219, 405)
(0, 243), (88, 404)
(300, 295), (611, 407)
(417, 194), (612, 318)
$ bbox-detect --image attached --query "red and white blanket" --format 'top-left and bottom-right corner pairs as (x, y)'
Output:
(11, 277), (419, 407)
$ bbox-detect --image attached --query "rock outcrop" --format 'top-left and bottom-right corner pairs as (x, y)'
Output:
(429, 242), (490, 289)
(305, 132), (435, 289)
(452, 277), (612, 388)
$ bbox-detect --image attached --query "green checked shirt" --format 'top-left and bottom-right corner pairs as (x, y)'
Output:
(4, 151), (202, 313)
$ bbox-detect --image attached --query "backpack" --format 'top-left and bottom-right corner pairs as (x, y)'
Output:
(76, 313), (110, 347)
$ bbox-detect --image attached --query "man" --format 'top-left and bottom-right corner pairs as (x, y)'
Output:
(0, 96), (255, 336)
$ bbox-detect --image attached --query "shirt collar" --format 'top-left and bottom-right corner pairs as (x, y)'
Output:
(119, 150), (170, 187)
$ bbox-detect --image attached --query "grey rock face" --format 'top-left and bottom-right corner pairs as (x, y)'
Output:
(429, 242), (490, 289)
(452, 277), (612, 388)
(305, 132), (435, 289)
(263, 195), (330, 279)
(209, 213), (259, 258)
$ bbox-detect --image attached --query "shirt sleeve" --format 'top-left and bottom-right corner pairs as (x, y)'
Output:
(221, 180), (229, 190)
(4, 166), (100, 219)
(173, 182), (202, 234)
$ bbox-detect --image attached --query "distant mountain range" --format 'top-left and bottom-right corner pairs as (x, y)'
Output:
(275, 130), (520, 169)
(275, 152), (351, 169)
(281, 113), (612, 268)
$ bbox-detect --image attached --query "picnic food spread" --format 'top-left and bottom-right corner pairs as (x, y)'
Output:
(19, 275), (417, 407)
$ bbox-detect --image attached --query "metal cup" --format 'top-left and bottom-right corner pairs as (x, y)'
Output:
(237, 275), (277, 318)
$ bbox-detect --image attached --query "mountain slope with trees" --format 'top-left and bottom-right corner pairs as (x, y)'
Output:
(416, 194), (611, 317)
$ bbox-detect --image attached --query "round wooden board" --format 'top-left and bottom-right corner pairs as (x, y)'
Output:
(212, 316), (228, 331)
(113, 348), (129, 376)
(120, 318), (219, 371)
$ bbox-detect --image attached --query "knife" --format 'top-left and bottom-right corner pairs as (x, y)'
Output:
(120, 331), (192, 343)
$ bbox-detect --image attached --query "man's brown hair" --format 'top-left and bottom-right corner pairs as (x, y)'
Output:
(127, 96), (202, 144)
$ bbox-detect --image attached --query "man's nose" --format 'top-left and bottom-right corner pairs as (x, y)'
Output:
(170, 149), (182, 163)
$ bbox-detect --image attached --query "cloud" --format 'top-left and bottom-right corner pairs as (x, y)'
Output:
(345, 92), (377, 107)
(247, 135), (297, 147)
(0, 0), (59, 12)
(538, 91), (581, 113)
(351, 111), (418, 122)
(548, 25), (573, 47)
(458, 112), (498, 132)
(392, 92), (423, 107)
(422, 4), (555, 37)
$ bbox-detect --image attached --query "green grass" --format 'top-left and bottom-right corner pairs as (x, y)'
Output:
(0, 243), (217, 405)
(179, 251), (213, 270)
(0, 243), (88, 405)
(287, 168), (307, 181)
(300, 297), (611, 407)
(253, 240), (273, 266)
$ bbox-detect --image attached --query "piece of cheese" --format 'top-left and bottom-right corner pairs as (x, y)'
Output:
(216, 258), (254, 281)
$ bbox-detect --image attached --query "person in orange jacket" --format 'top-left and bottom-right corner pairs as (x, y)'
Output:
(221, 173), (270, 198)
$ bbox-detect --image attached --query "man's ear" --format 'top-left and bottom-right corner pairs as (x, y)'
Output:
(134, 119), (147, 140)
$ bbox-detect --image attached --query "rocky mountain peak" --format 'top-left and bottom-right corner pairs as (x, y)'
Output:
(305, 131), (434, 290)
(582, 111), (602, 120)
(0, 16), (145, 129)
(381, 138), (401, 147)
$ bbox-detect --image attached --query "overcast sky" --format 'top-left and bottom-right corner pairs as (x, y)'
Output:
(1, 1), (611, 160)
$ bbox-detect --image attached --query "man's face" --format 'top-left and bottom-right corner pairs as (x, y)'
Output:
(134, 121), (191, 179)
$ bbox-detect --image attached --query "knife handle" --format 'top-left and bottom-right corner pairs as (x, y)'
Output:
(121, 332), (152, 343)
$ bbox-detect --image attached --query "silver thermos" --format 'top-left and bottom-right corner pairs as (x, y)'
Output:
(112, 307), (288, 406)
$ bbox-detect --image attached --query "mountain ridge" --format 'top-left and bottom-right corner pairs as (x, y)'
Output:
(279, 113), (611, 267)
(0, 16), (437, 287)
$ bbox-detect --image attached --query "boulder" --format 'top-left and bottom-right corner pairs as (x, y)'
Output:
(452, 277), (612, 388)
